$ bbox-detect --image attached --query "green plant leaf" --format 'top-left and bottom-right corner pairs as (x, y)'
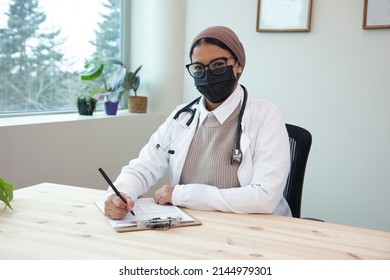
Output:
(132, 65), (142, 78)
(80, 63), (104, 81)
(122, 65), (142, 92)
(0, 178), (14, 210)
(91, 87), (105, 95)
(132, 76), (140, 91)
(108, 67), (127, 92)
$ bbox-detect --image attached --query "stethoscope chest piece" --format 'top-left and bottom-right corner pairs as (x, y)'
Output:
(231, 149), (242, 164)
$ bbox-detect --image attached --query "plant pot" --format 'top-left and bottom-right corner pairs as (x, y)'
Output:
(77, 99), (96, 115)
(128, 96), (147, 113)
(104, 100), (119, 115)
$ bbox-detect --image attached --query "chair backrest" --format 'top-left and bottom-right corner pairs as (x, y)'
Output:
(283, 124), (312, 218)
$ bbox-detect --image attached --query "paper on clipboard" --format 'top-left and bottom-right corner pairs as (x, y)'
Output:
(95, 197), (199, 231)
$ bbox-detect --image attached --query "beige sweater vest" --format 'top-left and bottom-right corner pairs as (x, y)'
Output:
(179, 104), (241, 189)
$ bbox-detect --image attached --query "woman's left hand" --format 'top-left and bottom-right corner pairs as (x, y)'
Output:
(154, 185), (174, 205)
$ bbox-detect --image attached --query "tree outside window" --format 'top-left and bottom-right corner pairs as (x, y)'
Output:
(0, 0), (122, 114)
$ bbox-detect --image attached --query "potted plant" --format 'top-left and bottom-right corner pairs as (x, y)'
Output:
(123, 65), (145, 113)
(76, 93), (98, 116)
(80, 59), (124, 115)
(80, 59), (142, 115)
(0, 177), (14, 210)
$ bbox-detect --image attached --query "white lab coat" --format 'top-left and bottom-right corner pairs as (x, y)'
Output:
(112, 86), (292, 216)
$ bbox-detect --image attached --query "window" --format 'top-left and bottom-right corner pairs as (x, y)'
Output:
(0, 0), (123, 115)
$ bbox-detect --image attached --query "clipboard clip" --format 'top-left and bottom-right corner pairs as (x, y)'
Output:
(138, 217), (181, 230)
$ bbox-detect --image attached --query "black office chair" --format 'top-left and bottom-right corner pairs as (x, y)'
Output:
(283, 124), (312, 218)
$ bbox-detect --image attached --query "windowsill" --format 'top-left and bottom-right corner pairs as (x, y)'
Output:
(0, 110), (156, 127)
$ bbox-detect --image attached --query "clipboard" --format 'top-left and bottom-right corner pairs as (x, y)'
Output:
(95, 197), (202, 232)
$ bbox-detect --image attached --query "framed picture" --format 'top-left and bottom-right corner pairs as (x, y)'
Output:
(256, 0), (313, 32)
(363, 0), (390, 29)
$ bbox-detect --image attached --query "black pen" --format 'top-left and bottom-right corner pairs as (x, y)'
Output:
(98, 167), (135, 216)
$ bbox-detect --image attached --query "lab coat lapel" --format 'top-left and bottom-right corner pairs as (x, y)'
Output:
(169, 106), (200, 185)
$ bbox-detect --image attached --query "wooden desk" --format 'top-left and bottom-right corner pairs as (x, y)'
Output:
(1, 183), (389, 259)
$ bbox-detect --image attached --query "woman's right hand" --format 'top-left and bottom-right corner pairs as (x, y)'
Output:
(104, 193), (134, 220)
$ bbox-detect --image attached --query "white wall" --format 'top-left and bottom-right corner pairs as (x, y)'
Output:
(183, 0), (390, 231)
(2, 0), (389, 232)
(128, 0), (186, 115)
(0, 112), (165, 190)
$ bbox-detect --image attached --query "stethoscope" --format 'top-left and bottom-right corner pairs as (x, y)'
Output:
(156, 85), (248, 164)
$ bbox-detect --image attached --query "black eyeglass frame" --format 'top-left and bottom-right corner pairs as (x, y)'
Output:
(185, 56), (237, 78)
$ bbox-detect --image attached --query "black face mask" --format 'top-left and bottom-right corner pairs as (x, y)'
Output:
(193, 66), (237, 103)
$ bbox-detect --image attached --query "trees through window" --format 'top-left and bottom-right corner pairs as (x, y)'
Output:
(0, 0), (122, 114)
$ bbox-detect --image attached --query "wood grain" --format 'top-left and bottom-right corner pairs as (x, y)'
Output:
(1, 183), (389, 259)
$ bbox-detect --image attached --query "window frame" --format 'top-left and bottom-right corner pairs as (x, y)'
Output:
(0, 0), (129, 117)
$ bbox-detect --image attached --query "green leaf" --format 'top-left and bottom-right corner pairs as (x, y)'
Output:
(91, 87), (105, 95)
(80, 63), (104, 81)
(132, 65), (142, 78)
(0, 178), (14, 210)
(108, 67), (126, 92)
(122, 65), (142, 91)
(132, 76), (140, 91)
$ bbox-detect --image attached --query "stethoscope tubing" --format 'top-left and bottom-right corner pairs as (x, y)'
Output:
(157, 85), (248, 164)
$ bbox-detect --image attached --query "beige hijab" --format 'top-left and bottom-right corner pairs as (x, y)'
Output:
(191, 26), (246, 71)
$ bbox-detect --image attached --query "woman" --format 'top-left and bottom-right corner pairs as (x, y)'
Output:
(104, 26), (291, 220)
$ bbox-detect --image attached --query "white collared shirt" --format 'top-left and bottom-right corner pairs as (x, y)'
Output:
(198, 85), (244, 126)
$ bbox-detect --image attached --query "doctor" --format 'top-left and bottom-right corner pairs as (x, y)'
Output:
(104, 26), (291, 220)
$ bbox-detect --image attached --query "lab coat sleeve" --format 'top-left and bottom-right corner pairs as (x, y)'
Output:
(171, 102), (291, 215)
(107, 110), (179, 201)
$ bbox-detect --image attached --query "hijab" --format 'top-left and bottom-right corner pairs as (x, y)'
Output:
(190, 26), (246, 71)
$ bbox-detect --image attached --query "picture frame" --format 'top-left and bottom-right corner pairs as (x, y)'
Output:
(256, 0), (313, 32)
(363, 0), (390, 29)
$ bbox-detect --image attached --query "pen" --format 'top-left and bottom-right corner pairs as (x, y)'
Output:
(98, 167), (135, 216)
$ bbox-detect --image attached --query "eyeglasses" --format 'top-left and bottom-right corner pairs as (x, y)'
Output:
(186, 56), (237, 78)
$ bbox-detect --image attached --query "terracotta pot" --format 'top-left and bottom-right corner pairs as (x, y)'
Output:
(128, 96), (147, 113)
